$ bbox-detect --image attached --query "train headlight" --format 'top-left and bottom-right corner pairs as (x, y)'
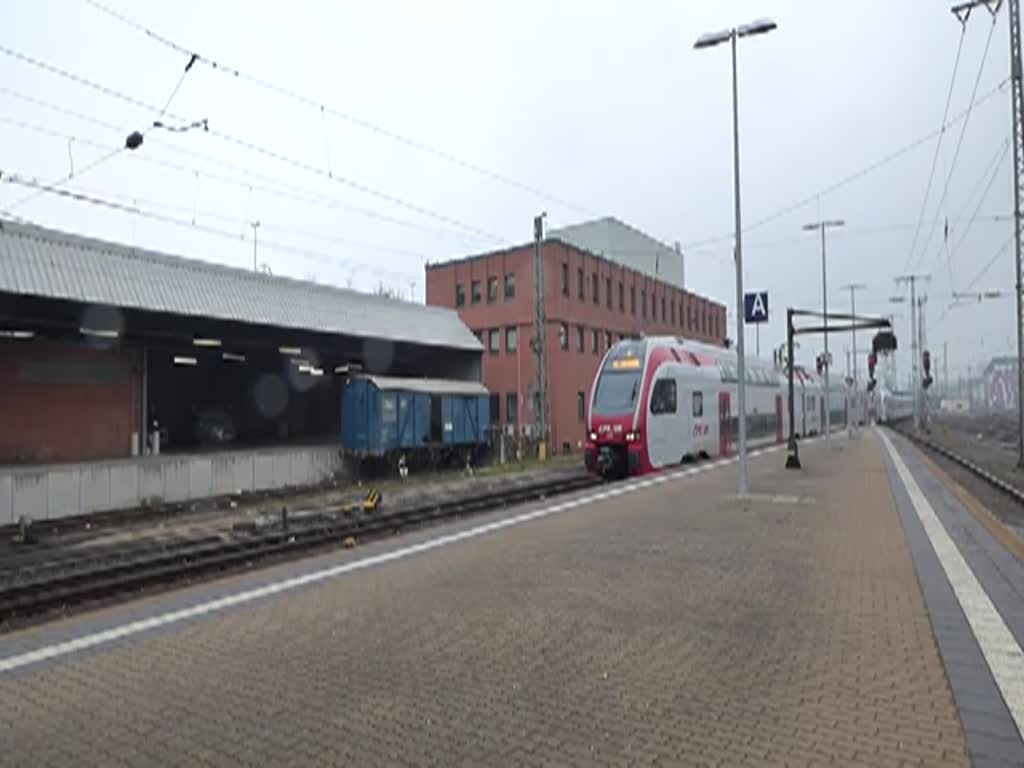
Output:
(589, 431), (597, 441)
(625, 430), (641, 442)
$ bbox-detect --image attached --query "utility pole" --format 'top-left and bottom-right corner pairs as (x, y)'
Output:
(944, 341), (949, 396)
(803, 218), (845, 449)
(533, 213), (549, 460)
(840, 282), (866, 428)
(895, 274), (930, 429)
(251, 220), (260, 272)
(951, 0), (1022, 466)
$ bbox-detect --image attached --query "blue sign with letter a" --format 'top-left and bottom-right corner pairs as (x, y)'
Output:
(744, 291), (769, 324)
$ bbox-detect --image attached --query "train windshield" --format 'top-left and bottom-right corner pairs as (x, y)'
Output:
(592, 339), (646, 416)
(592, 371), (642, 415)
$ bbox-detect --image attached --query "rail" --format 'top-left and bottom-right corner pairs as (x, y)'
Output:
(0, 472), (600, 624)
(891, 425), (1024, 507)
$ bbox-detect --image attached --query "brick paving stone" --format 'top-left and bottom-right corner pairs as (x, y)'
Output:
(0, 433), (975, 766)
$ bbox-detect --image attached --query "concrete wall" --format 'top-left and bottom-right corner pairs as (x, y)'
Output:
(0, 444), (345, 524)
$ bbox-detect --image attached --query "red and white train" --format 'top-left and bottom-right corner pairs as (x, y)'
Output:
(583, 336), (848, 478)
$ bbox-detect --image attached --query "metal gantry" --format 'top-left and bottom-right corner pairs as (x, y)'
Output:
(950, 0), (1023, 466)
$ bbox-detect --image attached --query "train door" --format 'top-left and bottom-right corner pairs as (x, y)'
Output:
(647, 375), (682, 468)
(719, 391), (731, 456)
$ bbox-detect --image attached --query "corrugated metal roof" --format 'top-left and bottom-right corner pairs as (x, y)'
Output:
(362, 375), (488, 395)
(0, 219), (481, 351)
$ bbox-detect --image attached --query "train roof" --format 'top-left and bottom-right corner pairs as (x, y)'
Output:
(356, 374), (489, 396)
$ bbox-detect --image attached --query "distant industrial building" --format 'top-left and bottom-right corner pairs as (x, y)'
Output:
(425, 216), (727, 454)
(0, 219), (481, 522)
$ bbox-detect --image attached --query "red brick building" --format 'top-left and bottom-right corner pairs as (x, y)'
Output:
(425, 225), (728, 454)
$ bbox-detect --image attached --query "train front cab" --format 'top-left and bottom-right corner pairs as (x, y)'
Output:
(585, 341), (647, 479)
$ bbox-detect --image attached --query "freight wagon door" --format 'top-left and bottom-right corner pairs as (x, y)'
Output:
(719, 391), (731, 456)
(430, 395), (443, 443)
(462, 396), (478, 445)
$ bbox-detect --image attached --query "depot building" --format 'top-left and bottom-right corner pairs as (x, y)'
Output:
(0, 219), (481, 522)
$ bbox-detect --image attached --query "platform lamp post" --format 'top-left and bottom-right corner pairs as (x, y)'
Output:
(802, 219), (844, 450)
(695, 16), (777, 497)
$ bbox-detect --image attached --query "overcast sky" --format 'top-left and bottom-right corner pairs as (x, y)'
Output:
(0, 0), (1017, 381)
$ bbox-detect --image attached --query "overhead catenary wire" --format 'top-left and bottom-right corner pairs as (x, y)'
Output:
(680, 77), (1010, 251)
(909, 11), (999, 273)
(0, 93), (487, 247)
(79, 0), (593, 217)
(905, 25), (967, 275)
(0, 41), (509, 244)
(934, 230), (1016, 328)
(0, 171), (415, 284)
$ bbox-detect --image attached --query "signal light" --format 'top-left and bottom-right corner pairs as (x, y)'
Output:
(923, 350), (931, 375)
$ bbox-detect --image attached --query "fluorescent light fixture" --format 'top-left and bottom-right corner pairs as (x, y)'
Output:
(0, 330), (34, 339)
(309, 367), (324, 377)
(193, 337), (222, 348)
(80, 327), (119, 339)
(222, 352), (246, 362)
(694, 28), (732, 48)
(298, 364), (313, 373)
(173, 356), (198, 366)
(279, 346), (302, 356)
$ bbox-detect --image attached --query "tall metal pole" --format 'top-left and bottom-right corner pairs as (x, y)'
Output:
(251, 220), (260, 272)
(1010, 0), (1024, 466)
(533, 213), (549, 459)
(840, 282), (866, 426)
(821, 224), (830, 448)
(730, 31), (750, 496)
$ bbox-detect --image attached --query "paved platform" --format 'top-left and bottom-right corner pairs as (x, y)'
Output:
(0, 430), (1022, 766)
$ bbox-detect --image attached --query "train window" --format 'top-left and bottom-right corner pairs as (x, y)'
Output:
(650, 378), (677, 414)
(455, 283), (466, 307)
(505, 326), (518, 352)
(504, 272), (516, 300)
(488, 329), (500, 354)
(487, 277), (498, 303)
(577, 391), (585, 422)
(693, 391), (704, 417)
(560, 323), (569, 350)
(561, 263), (569, 296)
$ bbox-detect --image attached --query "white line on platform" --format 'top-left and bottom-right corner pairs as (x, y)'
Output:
(0, 442), (790, 675)
(879, 429), (1024, 738)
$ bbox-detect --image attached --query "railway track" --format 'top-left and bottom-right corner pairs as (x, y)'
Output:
(892, 425), (1024, 507)
(0, 472), (600, 627)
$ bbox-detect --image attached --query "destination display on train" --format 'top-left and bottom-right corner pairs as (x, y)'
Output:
(611, 357), (641, 370)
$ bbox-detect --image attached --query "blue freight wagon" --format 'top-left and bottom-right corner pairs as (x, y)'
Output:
(341, 374), (491, 471)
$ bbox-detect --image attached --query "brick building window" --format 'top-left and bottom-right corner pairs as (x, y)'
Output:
(490, 393), (501, 423)
(671, 300), (676, 325)
(577, 391), (585, 422)
(455, 283), (465, 307)
(605, 330), (612, 349)
(559, 323), (568, 350)
(488, 328), (500, 353)
(561, 263), (569, 296)
(591, 328), (599, 354)
(487, 276), (498, 303)
(504, 273), (515, 299)
(471, 280), (481, 304)
(618, 282), (624, 312)
(506, 393), (518, 423)
(591, 273), (599, 305)
(641, 289), (647, 319)
(576, 325), (584, 353)
(605, 276), (612, 308)
(661, 296), (666, 323)
(630, 285), (636, 315)
(505, 326), (518, 352)
(577, 268), (585, 300)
